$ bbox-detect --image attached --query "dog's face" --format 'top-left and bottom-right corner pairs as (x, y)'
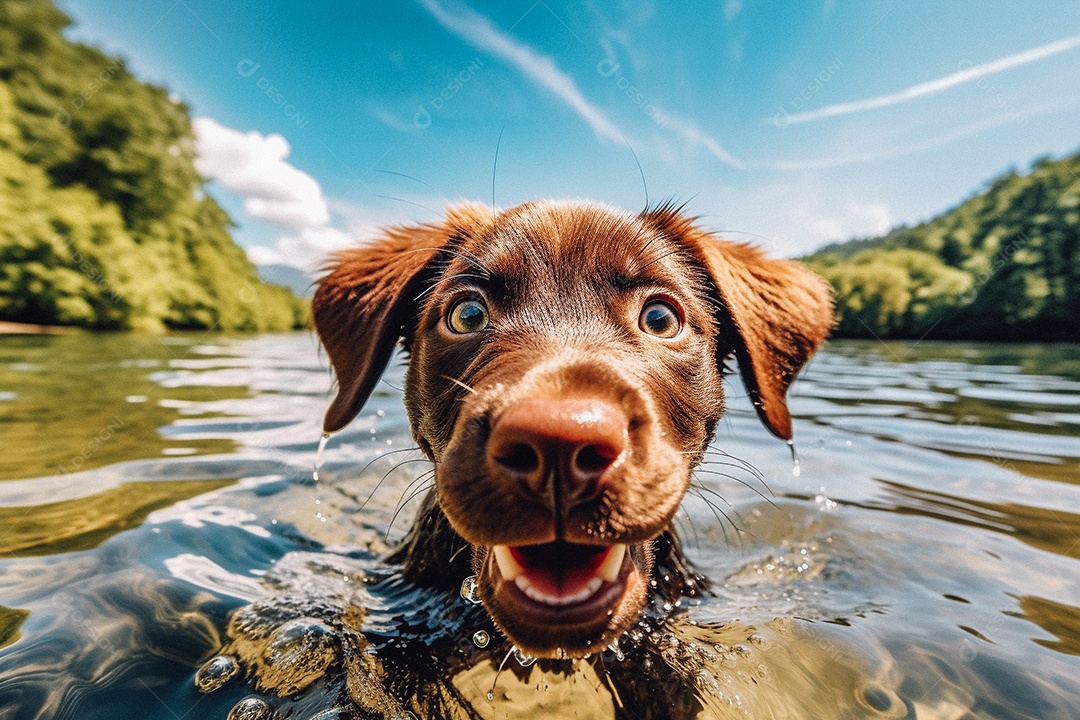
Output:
(313, 201), (832, 659)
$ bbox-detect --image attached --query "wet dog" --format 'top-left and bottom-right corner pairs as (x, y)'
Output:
(312, 200), (832, 661)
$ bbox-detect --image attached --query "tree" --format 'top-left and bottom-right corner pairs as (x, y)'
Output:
(0, 0), (306, 331)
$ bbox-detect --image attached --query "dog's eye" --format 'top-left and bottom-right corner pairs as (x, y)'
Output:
(639, 300), (682, 338)
(447, 299), (489, 334)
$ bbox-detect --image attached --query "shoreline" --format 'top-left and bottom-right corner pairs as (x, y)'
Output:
(0, 321), (79, 335)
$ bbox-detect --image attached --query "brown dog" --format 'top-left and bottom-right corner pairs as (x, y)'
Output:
(312, 200), (832, 660)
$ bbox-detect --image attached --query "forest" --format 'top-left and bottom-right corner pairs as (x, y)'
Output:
(804, 151), (1080, 341)
(0, 0), (306, 331)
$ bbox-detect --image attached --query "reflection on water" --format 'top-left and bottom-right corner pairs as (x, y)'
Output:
(0, 334), (1078, 718)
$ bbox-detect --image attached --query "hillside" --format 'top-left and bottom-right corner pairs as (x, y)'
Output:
(804, 151), (1080, 341)
(0, 0), (306, 331)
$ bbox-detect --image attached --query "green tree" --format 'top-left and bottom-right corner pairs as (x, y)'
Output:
(805, 149), (1080, 340)
(0, 0), (307, 331)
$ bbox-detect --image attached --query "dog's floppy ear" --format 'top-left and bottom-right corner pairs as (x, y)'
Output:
(647, 208), (834, 440)
(312, 207), (491, 433)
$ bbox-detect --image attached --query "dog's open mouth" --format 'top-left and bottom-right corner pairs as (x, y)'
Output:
(485, 540), (638, 628)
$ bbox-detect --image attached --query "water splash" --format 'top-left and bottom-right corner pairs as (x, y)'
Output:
(787, 440), (801, 478)
(228, 697), (271, 720)
(194, 654), (239, 693)
(460, 575), (482, 604)
(313, 432), (331, 482)
(512, 646), (536, 667)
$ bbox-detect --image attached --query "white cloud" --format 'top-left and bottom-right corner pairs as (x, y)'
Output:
(252, 226), (356, 272)
(193, 117), (330, 229)
(696, 180), (895, 257)
(764, 96), (1080, 171)
(417, 0), (625, 142)
(243, 201), (412, 274)
(418, 0), (746, 171)
(773, 32), (1080, 126)
(724, 0), (742, 22)
(655, 111), (746, 170)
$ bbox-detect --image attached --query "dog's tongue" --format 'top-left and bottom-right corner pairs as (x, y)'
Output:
(493, 542), (625, 604)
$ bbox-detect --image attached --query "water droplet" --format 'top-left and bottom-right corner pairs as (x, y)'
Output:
(472, 630), (490, 648)
(263, 618), (338, 692)
(486, 692), (495, 701)
(228, 697), (271, 720)
(607, 642), (624, 661)
(512, 646), (536, 666)
(313, 432), (331, 482)
(376, 409), (386, 418)
(195, 655), (239, 693)
(460, 575), (482, 604)
(787, 439), (801, 477)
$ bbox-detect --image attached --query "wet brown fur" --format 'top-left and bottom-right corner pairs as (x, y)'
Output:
(312, 200), (833, 659)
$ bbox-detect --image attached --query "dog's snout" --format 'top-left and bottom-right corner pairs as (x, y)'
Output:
(488, 398), (628, 505)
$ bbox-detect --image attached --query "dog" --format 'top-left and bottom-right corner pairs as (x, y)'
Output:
(311, 199), (833, 665)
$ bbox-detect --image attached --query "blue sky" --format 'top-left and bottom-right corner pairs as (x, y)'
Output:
(58, 0), (1080, 270)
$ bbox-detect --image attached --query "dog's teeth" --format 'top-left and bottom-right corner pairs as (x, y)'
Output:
(515, 575), (605, 607)
(596, 544), (626, 583)
(492, 545), (524, 581)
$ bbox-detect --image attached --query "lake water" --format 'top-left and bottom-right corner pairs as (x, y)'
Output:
(0, 333), (1078, 719)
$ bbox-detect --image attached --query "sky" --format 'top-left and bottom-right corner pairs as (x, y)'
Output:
(58, 0), (1080, 272)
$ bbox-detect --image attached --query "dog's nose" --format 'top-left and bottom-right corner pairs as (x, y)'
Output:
(488, 398), (628, 505)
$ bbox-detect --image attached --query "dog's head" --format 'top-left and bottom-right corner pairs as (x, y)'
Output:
(313, 201), (832, 658)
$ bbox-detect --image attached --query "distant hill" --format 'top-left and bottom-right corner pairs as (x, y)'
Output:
(803, 150), (1080, 341)
(0, 0), (307, 331)
(256, 264), (315, 298)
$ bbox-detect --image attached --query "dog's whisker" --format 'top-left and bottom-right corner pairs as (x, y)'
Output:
(490, 647), (515, 699)
(634, 247), (686, 273)
(374, 194), (441, 218)
(624, 138), (648, 211)
(396, 467), (436, 502)
(394, 245), (494, 277)
(701, 450), (767, 482)
(352, 446), (424, 480)
(375, 168), (439, 194)
(358, 458), (433, 513)
(695, 455), (773, 483)
(447, 541), (471, 565)
(441, 374), (477, 395)
(673, 507), (701, 551)
(491, 127), (504, 218)
(414, 271), (490, 302)
(595, 651), (626, 710)
(691, 486), (760, 548)
(688, 487), (735, 548)
(704, 446), (764, 467)
(695, 468), (778, 508)
(384, 482), (435, 541)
